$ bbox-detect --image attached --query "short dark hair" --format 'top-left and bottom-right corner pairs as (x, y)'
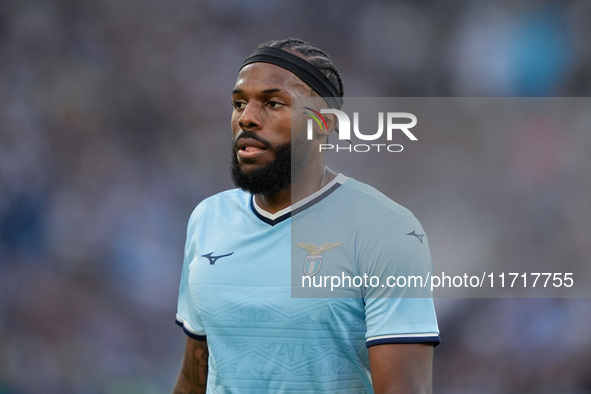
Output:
(253, 38), (344, 98)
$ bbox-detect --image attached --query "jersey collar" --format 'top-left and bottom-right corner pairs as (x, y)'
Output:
(250, 173), (348, 226)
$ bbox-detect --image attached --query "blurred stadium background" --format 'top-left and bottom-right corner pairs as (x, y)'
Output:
(1, 0), (590, 393)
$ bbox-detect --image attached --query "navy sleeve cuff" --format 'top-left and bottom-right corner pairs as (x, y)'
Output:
(366, 334), (440, 348)
(175, 318), (207, 341)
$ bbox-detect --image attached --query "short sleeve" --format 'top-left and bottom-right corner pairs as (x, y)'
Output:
(175, 210), (206, 340)
(361, 213), (440, 347)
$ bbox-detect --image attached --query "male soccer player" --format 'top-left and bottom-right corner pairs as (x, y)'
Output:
(172, 38), (439, 394)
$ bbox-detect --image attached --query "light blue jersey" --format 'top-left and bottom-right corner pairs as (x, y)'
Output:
(176, 174), (439, 393)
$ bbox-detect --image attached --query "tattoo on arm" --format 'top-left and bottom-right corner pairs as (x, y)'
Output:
(172, 338), (209, 394)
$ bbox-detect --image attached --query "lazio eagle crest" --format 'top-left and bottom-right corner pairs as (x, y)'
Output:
(295, 243), (343, 276)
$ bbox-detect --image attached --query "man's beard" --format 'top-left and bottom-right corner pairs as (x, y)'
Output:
(230, 130), (309, 196)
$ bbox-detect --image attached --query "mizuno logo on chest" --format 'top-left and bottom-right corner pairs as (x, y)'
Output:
(202, 252), (234, 265)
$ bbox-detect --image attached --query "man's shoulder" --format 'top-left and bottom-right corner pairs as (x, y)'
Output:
(188, 188), (250, 226)
(338, 177), (414, 220)
(197, 188), (249, 209)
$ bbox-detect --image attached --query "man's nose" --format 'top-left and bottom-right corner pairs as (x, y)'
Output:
(239, 102), (262, 130)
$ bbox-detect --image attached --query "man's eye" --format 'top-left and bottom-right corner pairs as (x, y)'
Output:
(233, 101), (246, 109)
(268, 101), (284, 108)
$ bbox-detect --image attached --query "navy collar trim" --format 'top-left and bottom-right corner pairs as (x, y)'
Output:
(250, 174), (347, 226)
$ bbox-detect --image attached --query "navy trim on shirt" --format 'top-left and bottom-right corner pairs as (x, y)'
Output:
(250, 179), (343, 226)
(250, 197), (291, 226)
(366, 335), (441, 348)
(175, 319), (207, 341)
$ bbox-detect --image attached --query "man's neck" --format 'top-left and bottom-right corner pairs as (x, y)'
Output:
(254, 167), (337, 215)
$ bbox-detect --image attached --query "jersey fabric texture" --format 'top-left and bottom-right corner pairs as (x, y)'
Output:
(176, 174), (440, 393)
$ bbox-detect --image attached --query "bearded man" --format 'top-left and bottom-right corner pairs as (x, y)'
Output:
(172, 38), (440, 394)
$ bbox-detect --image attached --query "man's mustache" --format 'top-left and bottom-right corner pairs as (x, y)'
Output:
(233, 130), (273, 150)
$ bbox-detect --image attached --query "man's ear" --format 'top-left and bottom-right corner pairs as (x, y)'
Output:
(319, 112), (337, 138)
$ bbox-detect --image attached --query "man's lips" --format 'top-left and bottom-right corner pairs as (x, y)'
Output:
(236, 137), (269, 160)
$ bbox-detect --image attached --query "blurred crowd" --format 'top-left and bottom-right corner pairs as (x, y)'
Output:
(1, 0), (590, 393)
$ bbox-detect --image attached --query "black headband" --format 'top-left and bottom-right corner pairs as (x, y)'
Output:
(240, 47), (343, 109)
